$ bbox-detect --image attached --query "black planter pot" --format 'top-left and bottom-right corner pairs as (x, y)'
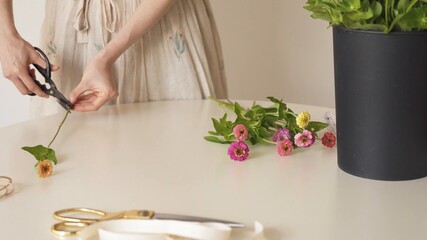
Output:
(333, 26), (427, 181)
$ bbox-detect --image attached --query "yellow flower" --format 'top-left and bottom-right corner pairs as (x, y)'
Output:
(296, 111), (311, 129)
(37, 160), (53, 178)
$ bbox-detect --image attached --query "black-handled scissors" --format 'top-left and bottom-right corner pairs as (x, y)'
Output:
(29, 47), (73, 111)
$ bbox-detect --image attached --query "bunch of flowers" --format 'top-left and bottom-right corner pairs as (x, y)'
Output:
(204, 97), (336, 161)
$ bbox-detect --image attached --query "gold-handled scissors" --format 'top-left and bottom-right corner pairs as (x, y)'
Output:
(0, 176), (14, 199)
(52, 208), (244, 237)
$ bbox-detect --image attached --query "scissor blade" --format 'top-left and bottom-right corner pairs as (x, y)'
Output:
(153, 213), (245, 228)
(48, 85), (73, 110)
(55, 92), (73, 110)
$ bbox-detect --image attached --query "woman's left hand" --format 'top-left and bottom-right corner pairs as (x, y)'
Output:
(70, 56), (118, 112)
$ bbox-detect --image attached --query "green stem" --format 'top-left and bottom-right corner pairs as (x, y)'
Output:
(47, 109), (70, 148)
(385, 0), (389, 26)
(260, 139), (277, 145)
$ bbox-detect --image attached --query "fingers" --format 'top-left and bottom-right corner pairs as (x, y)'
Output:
(29, 68), (36, 79)
(69, 58), (118, 112)
(70, 83), (105, 111)
(70, 82), (118, 112)
(9, 77), (31, 95)
(72, 91), (109, 112)
(72, 92), (103, 111)
(4, 67), (48, 97)
(20, 72), (48, 98)
(69, 82), (90, 105)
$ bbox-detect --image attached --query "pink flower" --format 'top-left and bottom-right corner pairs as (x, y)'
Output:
(272, 128), (291, 142)
(294, 130), (315, 148)
(322, 132), (336, 148)
(277, 140), (294, 156)
(233, 124), (249, 141)
(228, 141), (250, 161)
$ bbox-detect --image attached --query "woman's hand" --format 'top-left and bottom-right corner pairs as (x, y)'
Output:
(0, 35), (59, 97)
(69, 0), (175, 112)
(0, 0), (58, 98)
(69, 55), (119, 112)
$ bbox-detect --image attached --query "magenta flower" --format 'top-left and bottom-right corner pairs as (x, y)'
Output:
(294, 130), (315, 148)
(277, 139), (294, 156)
(233, 124), (249, 141)
(272, 128), (291, 142)
(228, 141), (250, 161)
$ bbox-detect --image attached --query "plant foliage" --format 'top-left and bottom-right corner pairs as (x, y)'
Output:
(304, 0), (427, 32)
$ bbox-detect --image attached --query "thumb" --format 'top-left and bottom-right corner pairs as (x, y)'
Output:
(30, 50), (48, 68)
(51, 64), (61, 71)
(70, 82), (90, 104)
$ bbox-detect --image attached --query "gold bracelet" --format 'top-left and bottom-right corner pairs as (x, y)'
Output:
(0, 176), (14, 199)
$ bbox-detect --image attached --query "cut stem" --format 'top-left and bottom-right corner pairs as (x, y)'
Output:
(48, 109), (71, 148)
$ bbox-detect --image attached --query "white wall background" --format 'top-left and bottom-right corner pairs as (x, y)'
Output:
(0, 0), (334, 128)
(0, 1), (45, 127)
(210, 0), (334, 107)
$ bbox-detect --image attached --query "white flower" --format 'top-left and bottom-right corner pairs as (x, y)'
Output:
(324, 112), (336, 134)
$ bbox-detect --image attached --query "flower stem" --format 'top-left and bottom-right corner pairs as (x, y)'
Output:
(48, 109), (70, 148)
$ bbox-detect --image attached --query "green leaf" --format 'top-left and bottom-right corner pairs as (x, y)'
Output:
(347, 22), (389, 32)
(45, 148), (58, 165)
(208, 97), (235, 111)
(234, 102), (246, 119)
(203, 136), (232, 144)
(346, 7), (374, 21)
(259, 126), (274, 138)
(267, 97), (288, 110)
(212, 118), (226, 135)
(397, 6), (427, 30)
(306, 121), (329, 133)
(397, 0), (411, 13)
(220, 113), (228, 125)
(208, 131), (220, 136)
(22, 145), (58, 164)
(371, 1), (383, 19)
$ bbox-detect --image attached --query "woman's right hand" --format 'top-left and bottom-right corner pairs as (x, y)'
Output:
(0, 34), (58, 97)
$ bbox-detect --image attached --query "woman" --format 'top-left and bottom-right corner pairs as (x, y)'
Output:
(0, 0), (227, 116)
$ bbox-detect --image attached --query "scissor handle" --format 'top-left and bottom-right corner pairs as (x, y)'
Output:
(28, 47), (55, 96)
(54, 208), (107, 224)
(51, 221), (89, 237)
(33, 47), (51, 79)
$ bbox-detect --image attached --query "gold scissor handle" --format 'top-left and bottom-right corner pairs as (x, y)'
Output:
(122, 209), (155, 219)
(51, 221), (89, 237)
(51, 208), (156, 237)
(54, 208), (107, 223)
(0, 176), (14, 199)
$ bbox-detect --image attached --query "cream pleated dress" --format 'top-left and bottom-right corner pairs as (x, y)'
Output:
(30, 0), (227, 117)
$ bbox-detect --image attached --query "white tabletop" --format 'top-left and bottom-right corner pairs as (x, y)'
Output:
(1, 100), (427, 240)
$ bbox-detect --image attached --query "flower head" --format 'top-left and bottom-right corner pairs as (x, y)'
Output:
(322, 132), (336, 148)
(37, 160), (53, 178)
(228, 141), (250, 161)
(296, 111), (311, 129)
(272, 128), (291, 142)
(277, 140), (294, 156)
(324, 112), (336, 134)
(233, 124), (249, 141)
(294, 130), (315, 148)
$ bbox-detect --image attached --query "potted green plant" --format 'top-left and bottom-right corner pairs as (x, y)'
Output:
(304, 0), (427, 180)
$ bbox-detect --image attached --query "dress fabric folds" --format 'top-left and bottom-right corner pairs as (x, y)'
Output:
(31, 0), (227, 117)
